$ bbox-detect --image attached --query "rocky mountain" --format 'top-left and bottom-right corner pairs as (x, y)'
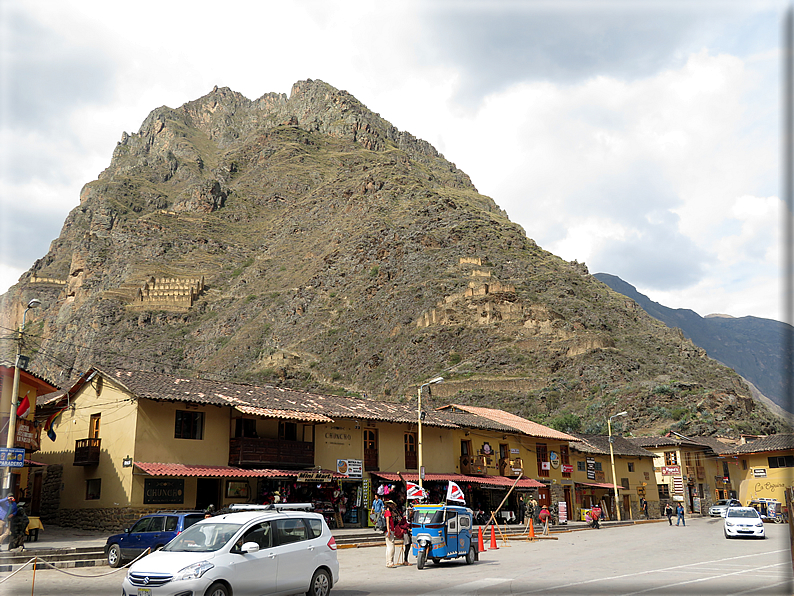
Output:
(1, 79), (788, 438)
(593, 273), (792, 416)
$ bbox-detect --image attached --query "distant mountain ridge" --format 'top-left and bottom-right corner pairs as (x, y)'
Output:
(594, 273), (791, 415)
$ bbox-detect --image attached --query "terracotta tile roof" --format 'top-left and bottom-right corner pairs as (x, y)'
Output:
(569, 434), (656, 458)
(729, 434), (794, 454)
(134, 463), (345, 478)
(372, 471), (545, 488)
(440, 404), (576, 441)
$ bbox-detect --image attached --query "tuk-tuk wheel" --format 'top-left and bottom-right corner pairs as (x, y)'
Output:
(774, 516), (783, 524)
(465, 545), (476, 565)
(417, 544), (429, 570)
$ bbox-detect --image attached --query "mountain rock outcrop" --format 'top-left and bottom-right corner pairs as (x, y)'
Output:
(1, 80), (788, 437)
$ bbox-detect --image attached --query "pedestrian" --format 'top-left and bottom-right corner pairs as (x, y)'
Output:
(384, 500), (398, 568)
(7, 502), (27, 552)
(642, 498), (649, 519)
(518, 494), (526, 525)
(676, 503), (685, 526)
(591, 504), (601, 529)
(0, 496), (17, 544)
(539, 505), (551, 535)
(664, 502), (674, 525)
(585, 510), (594, 528)
(402, 503), (414, 565)
(371, 493), (384, 531)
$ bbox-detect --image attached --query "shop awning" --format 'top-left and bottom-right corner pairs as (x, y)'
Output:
(134, 463), (344, 479)
(575, 481), (616, 489)
(370, 472), (544, 488)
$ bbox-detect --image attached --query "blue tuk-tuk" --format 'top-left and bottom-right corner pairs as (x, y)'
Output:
(411, 504), (478, 570)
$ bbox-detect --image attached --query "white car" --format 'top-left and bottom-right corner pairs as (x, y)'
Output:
(121, 506), (339, 596)
(724, 507), (765, 539)
(709, 499), (742, 517)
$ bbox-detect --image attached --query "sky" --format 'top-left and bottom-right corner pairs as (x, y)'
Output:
(0, 0), (788, 321)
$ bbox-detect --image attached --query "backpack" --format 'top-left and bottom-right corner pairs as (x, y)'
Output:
(376, 514), (386, 531)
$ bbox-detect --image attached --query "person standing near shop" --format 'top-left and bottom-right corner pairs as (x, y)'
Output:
(517, 494), (526, 525)
(664, 502), (674, 525)
(372, 493), (384, 530)
(538, 505), (552, 535)
(641, 497), (649, 519)
(676, 503), (685, 526)
(401, 503), (414, 565)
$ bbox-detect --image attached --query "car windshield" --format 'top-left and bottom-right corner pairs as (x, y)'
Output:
(727, 509), (759, 519)
(713, 500), (729, 506)
(163, 522), (242, 552)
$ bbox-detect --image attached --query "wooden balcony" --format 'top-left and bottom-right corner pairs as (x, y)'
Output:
(460, 455), (487, 475)
(500, 457), (523, 477)
(229, 437), (314, 468)
(74, 438), (101, 466)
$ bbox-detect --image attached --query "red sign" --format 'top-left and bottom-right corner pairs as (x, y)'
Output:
(662, 465), (681, 476)
(562, 464), (574, 474)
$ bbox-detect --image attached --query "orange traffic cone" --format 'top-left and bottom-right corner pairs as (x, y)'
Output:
(489, 524), (498, 550)
(478, 526), (486, 552)
(529, 518), (536, 540)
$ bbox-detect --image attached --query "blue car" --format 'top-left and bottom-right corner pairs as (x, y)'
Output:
(105, 510), (205, 567)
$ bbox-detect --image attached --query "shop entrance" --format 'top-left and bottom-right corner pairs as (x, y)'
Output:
(538, 486), (551, 508)
(196, 478), (220, 511)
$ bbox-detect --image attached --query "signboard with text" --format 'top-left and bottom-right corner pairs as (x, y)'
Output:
(143, 478), (184, 504)
(662, 465), (682, 476)
(0, 448), (25, 468)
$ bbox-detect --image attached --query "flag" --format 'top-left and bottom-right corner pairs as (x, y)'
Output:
(15, 394), (30, 419)
(44, 406), (68, 442)
(446, 481), (465, 503)
(406, 482), (428, 500)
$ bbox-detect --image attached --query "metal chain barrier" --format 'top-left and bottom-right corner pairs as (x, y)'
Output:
(0, 547), (151, 583)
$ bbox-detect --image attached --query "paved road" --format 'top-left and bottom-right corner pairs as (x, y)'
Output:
(2, 517), (791, 595)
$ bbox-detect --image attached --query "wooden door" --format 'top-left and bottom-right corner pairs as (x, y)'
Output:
(538, 487), (551, 508)
(30, 471), (43, 515)
(364, 429), (378, 470)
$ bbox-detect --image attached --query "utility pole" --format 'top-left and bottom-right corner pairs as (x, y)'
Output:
(2, 299), (41, 495)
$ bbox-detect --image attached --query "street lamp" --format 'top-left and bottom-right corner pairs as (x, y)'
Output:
(417, 376), (443, 489)
(608, 411), (628, 521)
(3, 298), (41, 495)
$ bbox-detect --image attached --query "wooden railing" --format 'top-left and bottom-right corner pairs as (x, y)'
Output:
(229, 437), (314, 468)
(74, 438), (101, 466)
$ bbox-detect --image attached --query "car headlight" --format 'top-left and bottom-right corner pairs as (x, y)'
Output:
(725, 521), (734, 526)
(756, 522), (764, 527)
(175, 560), (214, 581)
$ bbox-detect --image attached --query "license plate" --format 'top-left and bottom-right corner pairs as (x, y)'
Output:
(138, 589), (152, 596)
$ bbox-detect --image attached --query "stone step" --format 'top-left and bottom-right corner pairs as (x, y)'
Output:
(0, 552), (107, 574)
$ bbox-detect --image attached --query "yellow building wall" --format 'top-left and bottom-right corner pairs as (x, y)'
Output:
(737, 452), (793, 503)
(37, 376), (138, 509)
(315, 421), (363, 470)
(130, 400), (231, 506)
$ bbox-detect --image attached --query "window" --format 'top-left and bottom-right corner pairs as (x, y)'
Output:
(404, 432), (417, 469)
(628, 462), (635, 472)
(85, 478), (101, 500)
(274, 518), (307, 545)
(594, 462), (603, 472)
(536, 443), (549, 477)
(235, 418), (257, 438)
(620, 478), (630, 490)
(232, 522), (272, 552)
(175, 410), (204, 440)
(89, 414), (101, 439)
(742, 459), (748, 470)
(664, 451), (678, 465)
(684, 452), (693, 467)
(769, 455), (794, 468)
(560, 445), (571, 478)
(658, 484), (671, 499)
(364, 429), (378, 470)
(165, 516), (178, 532)
(279, 421), (297, 441)
(577, 461), (586, 472)
(695, 452), (702, 466)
